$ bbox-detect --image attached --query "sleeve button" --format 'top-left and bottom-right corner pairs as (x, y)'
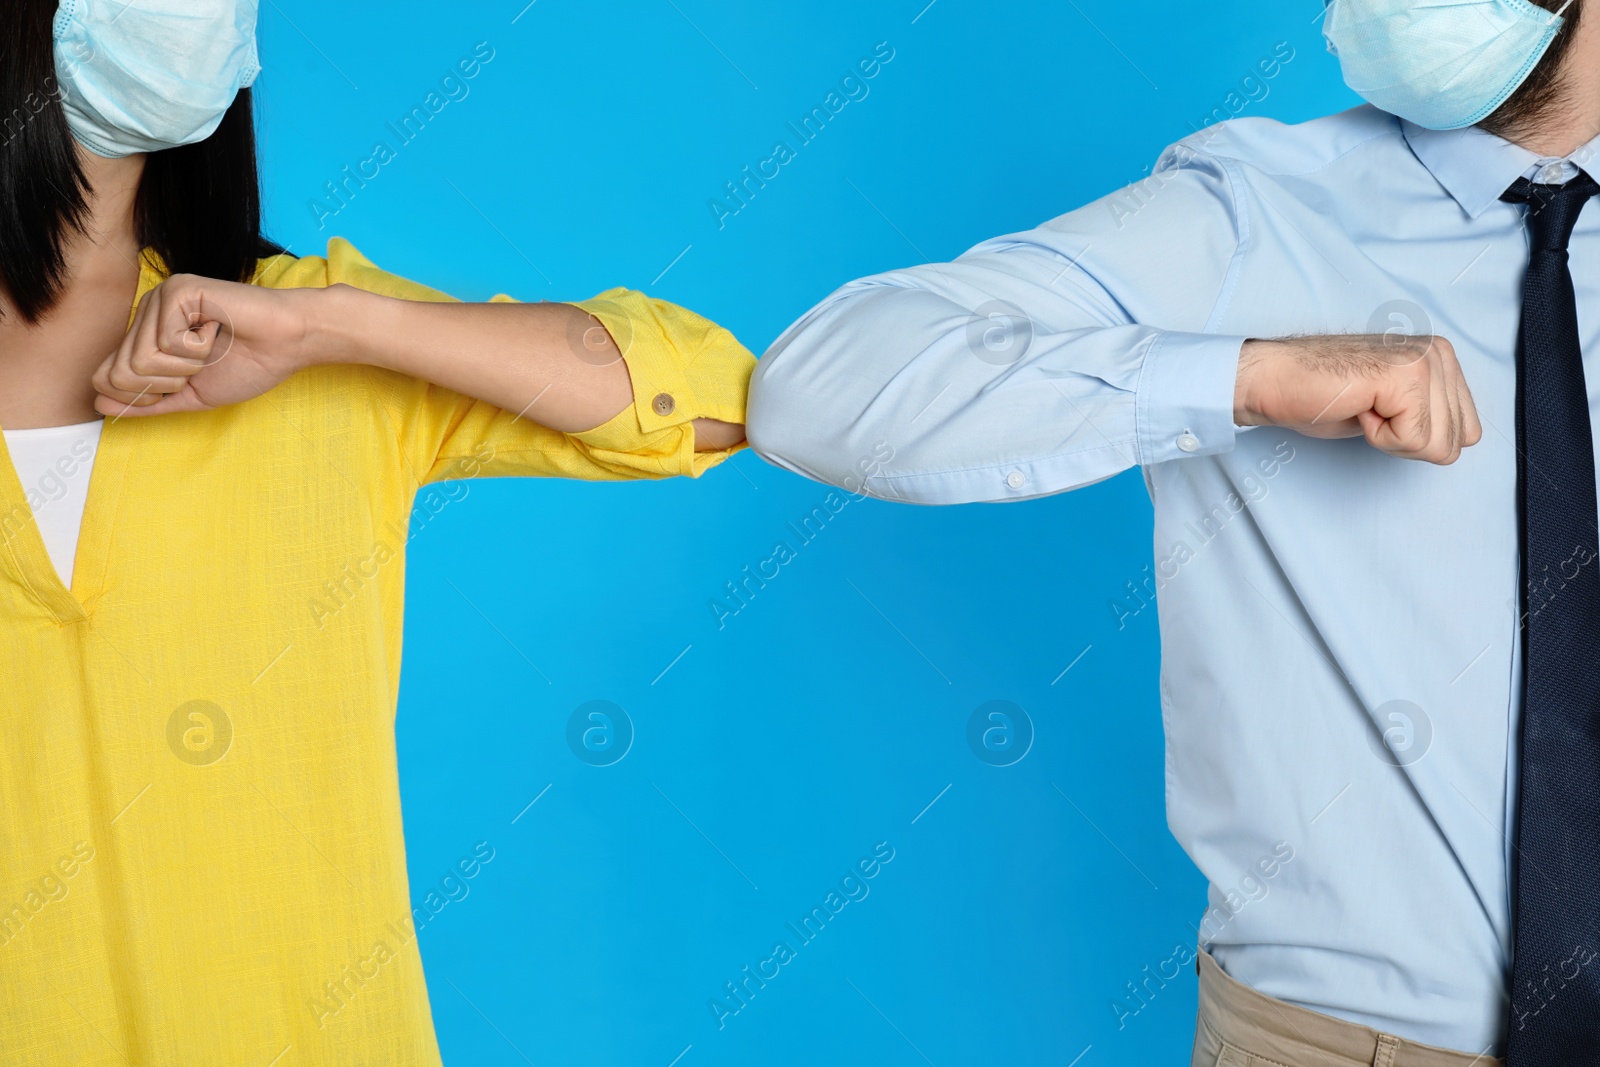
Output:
(1005, 471), (1026, 490)
(1176, 432), (1200, 453)
(652, 392), (676, 416)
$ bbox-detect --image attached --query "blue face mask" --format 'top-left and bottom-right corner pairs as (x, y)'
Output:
(53, 0), (261, 158)
(1323, 0), (1573, 131)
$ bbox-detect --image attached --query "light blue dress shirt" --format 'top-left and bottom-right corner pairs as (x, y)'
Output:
(747, 105), (1600, 1056)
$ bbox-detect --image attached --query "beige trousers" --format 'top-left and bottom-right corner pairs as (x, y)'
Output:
(1190, 949), (1502, 1067)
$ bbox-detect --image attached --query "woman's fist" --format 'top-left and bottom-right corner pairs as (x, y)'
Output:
(92, 275), (321, 417)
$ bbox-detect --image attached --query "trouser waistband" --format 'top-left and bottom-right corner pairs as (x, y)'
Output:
(1193, 948), (1501, 1067)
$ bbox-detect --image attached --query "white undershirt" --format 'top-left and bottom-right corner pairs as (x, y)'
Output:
(3, 419), (103, 587)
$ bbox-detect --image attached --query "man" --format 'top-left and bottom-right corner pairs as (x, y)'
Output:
(747, 0), (1600, 1063)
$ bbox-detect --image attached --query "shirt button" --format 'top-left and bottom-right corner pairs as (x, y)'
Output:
(1177, 432), (1200, 453)
(1539, 162), (1568, 184)
(1005, 471), (1026, 490)
(651, 392), (676, 416)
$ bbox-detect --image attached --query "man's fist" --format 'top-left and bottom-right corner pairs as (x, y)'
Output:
(1233, 334), (1483, 465)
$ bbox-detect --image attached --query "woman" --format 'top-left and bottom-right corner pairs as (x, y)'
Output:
(0, 2), (752, 1064)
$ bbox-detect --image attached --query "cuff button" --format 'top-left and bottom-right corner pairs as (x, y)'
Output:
(652, 392), (676, 416)
(1177, 432), (1200, 453)
(1005, 470), (1026, 490)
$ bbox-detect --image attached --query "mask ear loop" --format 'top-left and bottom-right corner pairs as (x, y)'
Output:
(1547, 0), (1577, 25)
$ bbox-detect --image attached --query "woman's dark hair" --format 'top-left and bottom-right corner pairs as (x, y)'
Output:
(1482, 0), (1584, 141)
(0, 0), (280, 324)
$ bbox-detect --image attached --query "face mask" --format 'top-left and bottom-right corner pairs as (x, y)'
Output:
(52, 0), (261, 158)
(1322, 0), (1573, 131)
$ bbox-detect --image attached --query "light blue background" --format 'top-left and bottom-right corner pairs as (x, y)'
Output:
(257, 3), (1357, 1063)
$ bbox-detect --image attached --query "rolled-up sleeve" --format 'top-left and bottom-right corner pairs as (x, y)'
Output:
(559, 288), (754, 481)
(747, 140), (1249, 505)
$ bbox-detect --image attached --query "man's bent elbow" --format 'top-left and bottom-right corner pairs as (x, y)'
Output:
(746, 351), (853, 485)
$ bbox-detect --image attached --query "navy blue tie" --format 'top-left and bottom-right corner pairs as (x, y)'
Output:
(1502, 173), (1600, 1064)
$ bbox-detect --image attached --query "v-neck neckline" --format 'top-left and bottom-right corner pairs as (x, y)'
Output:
(0, 250), (164, 623)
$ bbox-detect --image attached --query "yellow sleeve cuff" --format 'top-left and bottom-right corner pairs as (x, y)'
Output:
(569, 288), (756, 476)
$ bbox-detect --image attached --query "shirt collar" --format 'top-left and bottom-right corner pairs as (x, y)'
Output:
(1401, 119), (1600, 219)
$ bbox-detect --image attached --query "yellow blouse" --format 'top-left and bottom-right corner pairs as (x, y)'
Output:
(0, 239), (754, 1065)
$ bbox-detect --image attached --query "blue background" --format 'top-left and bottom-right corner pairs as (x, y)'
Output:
(256, 3), (1357, 1064)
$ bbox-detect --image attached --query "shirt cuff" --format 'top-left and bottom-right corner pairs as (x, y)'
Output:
(568, 287), (756, 476)
(1133, 331), (1246, 466)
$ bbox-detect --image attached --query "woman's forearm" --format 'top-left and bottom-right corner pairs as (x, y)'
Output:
(92, 274), (749, 449)
(302, 284), (744, 449)
(306, 284), (633, 433)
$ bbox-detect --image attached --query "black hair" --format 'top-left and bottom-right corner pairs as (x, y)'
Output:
(0, 0), (280, 324)
(1481, 0), (1585, 141)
